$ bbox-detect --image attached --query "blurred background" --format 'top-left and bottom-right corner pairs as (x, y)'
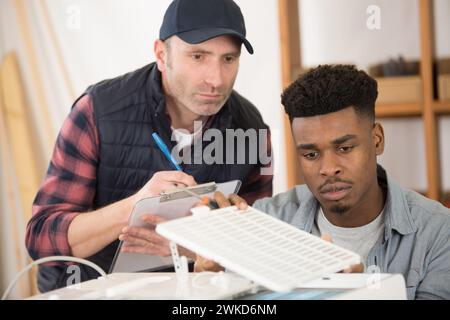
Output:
(0, 0), (449, 298)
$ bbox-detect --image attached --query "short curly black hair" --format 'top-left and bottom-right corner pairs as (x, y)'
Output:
(281, 65), (378, 122)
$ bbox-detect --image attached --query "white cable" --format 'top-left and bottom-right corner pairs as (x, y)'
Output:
(1, 256), (107, 300)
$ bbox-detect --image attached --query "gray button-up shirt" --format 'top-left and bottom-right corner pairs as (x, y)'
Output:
(253, 167), (450, 300)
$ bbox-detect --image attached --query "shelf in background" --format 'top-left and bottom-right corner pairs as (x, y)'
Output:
(433, 101), (450, 114)
(442, 191), (450, 208)
(375, 103), (422, 118)
(413, 190), (449, 207)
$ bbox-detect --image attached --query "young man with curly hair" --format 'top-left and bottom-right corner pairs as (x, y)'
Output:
(196, 65), (450, 300)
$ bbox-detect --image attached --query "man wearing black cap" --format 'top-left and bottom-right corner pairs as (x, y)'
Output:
(26, 0), (273, 292)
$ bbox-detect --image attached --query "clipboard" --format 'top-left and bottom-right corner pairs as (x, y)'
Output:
(109, 180), (241, 273)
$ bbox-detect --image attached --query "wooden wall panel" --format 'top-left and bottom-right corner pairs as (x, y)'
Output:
(0, 60), (31, 298)
(0, 52), (39, 296)
(419, 0), (441, 200)
(278, 0), (303, 188)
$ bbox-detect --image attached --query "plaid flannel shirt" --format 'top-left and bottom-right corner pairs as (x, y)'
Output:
(26, 95), (273, 259)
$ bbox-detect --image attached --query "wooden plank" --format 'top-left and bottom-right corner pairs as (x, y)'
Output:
(278, 0), (303, 188)
(0, 52), (40, 296)
(375, 103), (422, 118)
(0, 53), (41, 223)
(12, 0), (54, 153)
(11, 0), (56, 295)
(279, 0), (301, 86)
(419, 0), (441, 200)
(433, 101), (450, 114)
(0, 60), (31, 298)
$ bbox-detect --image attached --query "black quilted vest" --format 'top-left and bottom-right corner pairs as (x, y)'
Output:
(38, 63), (270, 292)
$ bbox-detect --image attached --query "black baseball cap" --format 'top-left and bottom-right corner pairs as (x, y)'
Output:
(159, 0), (254, 54)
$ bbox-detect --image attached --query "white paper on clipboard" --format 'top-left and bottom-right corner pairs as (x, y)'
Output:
(110, 180), (241, 273)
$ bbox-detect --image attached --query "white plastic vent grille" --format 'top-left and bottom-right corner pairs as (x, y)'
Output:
(156, 206), (361, 292)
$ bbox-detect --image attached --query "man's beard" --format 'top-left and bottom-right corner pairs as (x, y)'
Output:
(329, 203), (351, 215)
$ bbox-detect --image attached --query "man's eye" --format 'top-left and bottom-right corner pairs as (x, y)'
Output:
(304, 152), (319, 160)
(338, 146), (354, 153)
(224, 56), (236, 63)
(192, 54), (203, 60)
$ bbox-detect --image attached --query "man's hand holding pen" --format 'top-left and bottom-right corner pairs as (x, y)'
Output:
(119, 170), (197, 257)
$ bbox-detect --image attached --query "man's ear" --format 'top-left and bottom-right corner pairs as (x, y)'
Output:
(154, 39), (166, 73)
(373, 122), (385, 156)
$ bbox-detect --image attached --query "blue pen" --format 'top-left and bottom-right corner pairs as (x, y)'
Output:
(152, 132), (182, 171)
